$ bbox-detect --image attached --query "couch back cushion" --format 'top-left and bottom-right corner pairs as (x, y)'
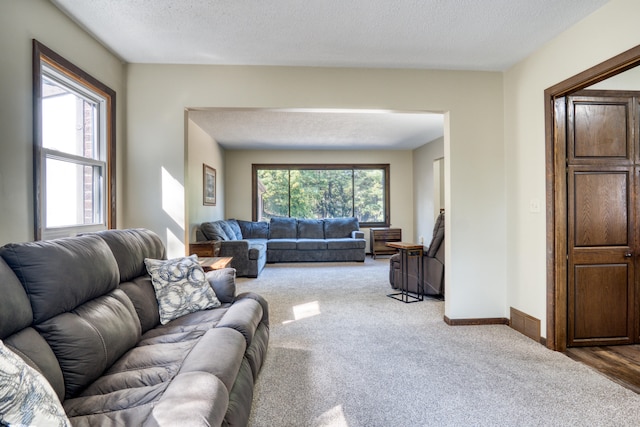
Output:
(218, 220), (238, 241)
(237, 220), (270, 239)
(96, 228), (166, 282)
(324, 217), (360, 238)
(119, 276), (160, 333)
(297, 219), (325, 239)
(0, 258), (66, 401)
(0, 235), (120, 324)
(36, 288), (141, 399)
(201, 220), (231, 240)
(0, 234), (141, 399)
(269, 217), (297, 239)
(226, 219), (243, 239)
(0, 258), (33, 338)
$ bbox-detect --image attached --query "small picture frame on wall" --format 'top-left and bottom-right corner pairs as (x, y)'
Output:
(203, 164), (216, 206)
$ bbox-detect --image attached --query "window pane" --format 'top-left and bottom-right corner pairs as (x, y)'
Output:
(42, 75), (98, 159)
(258, 169), (290, 220)
(46, 158), (102, 227)
(290, 170), (353, 218)
(354, 169), (385, 223)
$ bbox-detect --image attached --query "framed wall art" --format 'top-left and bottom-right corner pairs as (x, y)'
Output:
(203, 164), (216, 206)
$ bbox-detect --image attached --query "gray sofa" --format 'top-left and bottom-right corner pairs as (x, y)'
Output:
(196, 217), (366, 277)
(0, 228), (269, 426)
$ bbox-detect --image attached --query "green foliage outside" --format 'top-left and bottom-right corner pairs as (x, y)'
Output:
(257, 168), (385, 223)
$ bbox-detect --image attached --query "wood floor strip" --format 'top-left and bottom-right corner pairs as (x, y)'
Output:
(565, 345), (640, 394)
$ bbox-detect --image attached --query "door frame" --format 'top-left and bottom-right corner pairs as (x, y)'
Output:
(546, 44), (640, 351)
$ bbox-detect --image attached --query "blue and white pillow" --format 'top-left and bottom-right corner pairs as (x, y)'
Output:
(144, 255), (221, 324)
(0, 340), (71, 427)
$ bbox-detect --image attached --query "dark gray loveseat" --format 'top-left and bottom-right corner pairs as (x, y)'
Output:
(0, 228), (269, 426)
(196, 217), (366, 277)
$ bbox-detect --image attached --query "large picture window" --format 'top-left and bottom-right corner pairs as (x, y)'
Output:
(33, 41), (116, 240)
(252, 164), (390, 227)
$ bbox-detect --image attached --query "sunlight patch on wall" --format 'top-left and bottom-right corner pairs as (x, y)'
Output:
(161, 167), (185, 228)
(166, 228), (184, 258)
(282, 301), (321, 324)
(314, 405), (349, 427)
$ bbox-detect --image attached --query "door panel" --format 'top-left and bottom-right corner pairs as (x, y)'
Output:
(571, 263), (631, 344)
(567, 96), (633, 163)
(567, 165), (635, 346)
(573, 171), (628, 247)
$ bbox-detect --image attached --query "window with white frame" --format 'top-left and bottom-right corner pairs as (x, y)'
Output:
(33, 41), (116, 240)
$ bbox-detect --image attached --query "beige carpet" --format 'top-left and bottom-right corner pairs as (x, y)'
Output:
(237, 258), (640, 427)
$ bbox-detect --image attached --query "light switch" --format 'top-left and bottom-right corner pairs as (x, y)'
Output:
(529, 198), (541, 213)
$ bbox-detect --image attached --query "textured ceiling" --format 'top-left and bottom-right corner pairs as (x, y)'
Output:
(50, 0), (609, 150)
(51, 0), (609, 71)
(189, 109), (444, 150)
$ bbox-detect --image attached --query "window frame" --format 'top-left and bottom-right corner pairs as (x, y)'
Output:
(33, 40), (116, 240)
(252, 163), (390, 227)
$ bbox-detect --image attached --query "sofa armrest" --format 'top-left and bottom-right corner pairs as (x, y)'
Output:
(352, 230), (364, 239)
(218, 240), (250, 260)
(205, 268), (236, 303)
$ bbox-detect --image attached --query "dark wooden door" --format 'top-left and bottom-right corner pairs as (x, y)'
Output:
(566, 92), (638, 346)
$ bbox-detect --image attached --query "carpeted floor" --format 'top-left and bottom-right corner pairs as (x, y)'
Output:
(237, 258), (640, 427)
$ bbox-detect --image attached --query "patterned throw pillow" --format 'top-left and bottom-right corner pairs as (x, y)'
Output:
(144, 255), (221, 324)
(0, 340), (71, 427)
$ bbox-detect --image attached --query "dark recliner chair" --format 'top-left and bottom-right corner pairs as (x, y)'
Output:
(389, 211), (445, 297)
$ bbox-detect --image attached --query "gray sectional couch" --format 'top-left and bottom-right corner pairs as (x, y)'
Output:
(0, 228), (269, 426)
(196, 217), (367, 277)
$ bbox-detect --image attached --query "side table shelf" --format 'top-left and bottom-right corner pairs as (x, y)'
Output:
(369, 228), (402, 259)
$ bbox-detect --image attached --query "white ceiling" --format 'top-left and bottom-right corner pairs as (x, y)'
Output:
(189, 108), (444, 150)
(50, 0), (609, 150)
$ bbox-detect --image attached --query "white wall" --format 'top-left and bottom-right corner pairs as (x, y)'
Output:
(413, 137), (445, 245)
(0, 0), (126, 245)
(504, 0), (640, 336)
(126, 65), (505, 321)
(186, 118), (226, 244)
(224, 149), (414, 251)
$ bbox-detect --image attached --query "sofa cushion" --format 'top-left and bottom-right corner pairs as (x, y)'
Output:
(237, 220), (270, 239)
(119, 276), (161, 333)
(0, 235), (120, 324)
(297, 239), (328, 250)
(201, 221), (231, 241)
(0, 340), (71, 427)
(0, 258), (33, 339)
(206, 268), (237, 304)
(226, 219), (243, 240)
(267, 239), (297, 250)
(297, 219), (325, 239)
(3, 328), (66, 401)
(219, 221), (238, 241)
(324, 217), (360, 238)
(269, 217), (297, 239)
(96, 228), (166, 282)
(327, 238), (366, 250)
(36, 289), (142, 399)
(145, 255), (221, 325)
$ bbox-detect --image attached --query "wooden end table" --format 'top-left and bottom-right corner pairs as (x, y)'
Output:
(198, 257), (233, 272)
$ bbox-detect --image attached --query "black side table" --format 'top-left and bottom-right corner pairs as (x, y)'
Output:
(386, 242), (424, 303)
